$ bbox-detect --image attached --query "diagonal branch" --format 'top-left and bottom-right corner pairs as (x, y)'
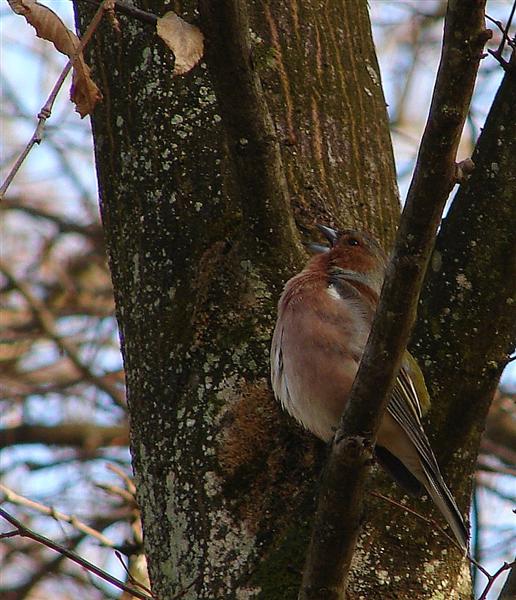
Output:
(0, 508), (153, 600)
(498, 560), (516, 600)
(0, 483), (118, 547)
(300, 1), (491, 598)
(0, 0), (109, 199)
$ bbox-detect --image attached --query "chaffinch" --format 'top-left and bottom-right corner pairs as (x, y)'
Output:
(270, 225), (468, 550)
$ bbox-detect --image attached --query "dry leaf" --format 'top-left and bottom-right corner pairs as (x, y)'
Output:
(7, 0), (102, 117)
(156, 11), (204, 76)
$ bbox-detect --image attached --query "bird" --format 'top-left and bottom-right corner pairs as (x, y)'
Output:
(270, 224), (468, 550)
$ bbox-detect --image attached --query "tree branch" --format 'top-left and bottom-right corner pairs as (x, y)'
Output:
(0, 508), (153, 600)
(0, 0), (108, 199)
(413, 47), (516, 465)
(300, 2), (490, 597)
(0, 260), (125, 408)
(198, 0), (303, 265)
(0, 423), (128, 450)
(76, 0), (158, 26)
(498, 559), (516, 600)
(0, 484), (118, 547)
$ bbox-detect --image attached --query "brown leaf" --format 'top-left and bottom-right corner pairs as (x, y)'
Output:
(70, 57), (103, 118)
(7, 0), (102, 117)
(156, 11), (204, 76)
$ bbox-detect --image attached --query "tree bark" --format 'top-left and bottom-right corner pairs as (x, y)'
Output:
(413, 46), (516, 523)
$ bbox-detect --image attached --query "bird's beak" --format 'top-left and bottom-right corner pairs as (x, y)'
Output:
(306, 242), (330, 254)
(316, 224), (338, 247)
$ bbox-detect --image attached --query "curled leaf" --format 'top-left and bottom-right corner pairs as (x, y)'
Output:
(7, 0), (102, 117)
(156, 11), (204, 76)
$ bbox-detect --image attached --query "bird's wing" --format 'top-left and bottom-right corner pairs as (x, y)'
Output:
(387, 366), (468, 550)
(387, 367), (439, 474)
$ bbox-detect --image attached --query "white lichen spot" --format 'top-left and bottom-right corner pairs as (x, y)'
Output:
(132, 253), (140, 285)
(141, 46), (152, 69)
(204, 471), (221, 498)
(456, 273), (472, 290)
(248, 28), (264, 45)
(366, 62), (379, 85)
(431, 250), (442, 272)
(116, 115), (124, 127)
(377, 569), (390, 585)
(424, 560), (436, 574)
(235, 586), (261, 599)
(364, 87), (373, 97)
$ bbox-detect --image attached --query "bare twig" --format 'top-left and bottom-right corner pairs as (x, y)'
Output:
(96, 483), (137, 506)
(372, 491), (515, 600)
(0, 483), (115, 547)
(0, 507), (153, 600)
(0, 529), (19, 540)
(477, 459), (516, 477)
(498, 559), (516, 600)
(478, 560), (516, 600)
(107, 463), (137, 495)
(0, 0), (109, 199)
(114, 550), (153, 594)
(77, 0), (158, 26)
(370, 491), (460, 551)
(486, 1), (516, 69)
(300, 2), (490, 597)
(0, 260), (126, 407)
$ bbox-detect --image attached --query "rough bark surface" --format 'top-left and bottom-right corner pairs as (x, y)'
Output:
(70, 1), (513, 598)
(413, 49), (516, 503)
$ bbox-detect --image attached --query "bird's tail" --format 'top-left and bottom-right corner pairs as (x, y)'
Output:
(420, 459), (468, 552)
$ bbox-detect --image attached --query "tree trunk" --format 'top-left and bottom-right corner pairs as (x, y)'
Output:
(72, 1), (514, 598)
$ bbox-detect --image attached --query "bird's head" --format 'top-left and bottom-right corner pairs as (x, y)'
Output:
(309, 224), (388, 282)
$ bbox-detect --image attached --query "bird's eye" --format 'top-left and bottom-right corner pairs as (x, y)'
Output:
(347, 237), (360, 246)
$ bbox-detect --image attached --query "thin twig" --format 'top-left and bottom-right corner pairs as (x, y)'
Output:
(371, 491), (515, 600)
(498, 559), (516, 600)
(0, 0), (109, 200)
(0, 483), (115, 547)
(0, 530), (19, 540)
(107, 463), (137, 495)
(486, 1), (516, 69)
(96, 482), (137, 506)
(77, 0), (158, 26)
(0, 260), (126, 407)
(370, 491), (460, 551)
(0, 507), (153, 600)
(114, 550), (153, 594)
(478, 561), (516, 600)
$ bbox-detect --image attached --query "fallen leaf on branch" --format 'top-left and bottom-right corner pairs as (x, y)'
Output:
(156, 11), (204, 76)
(7, 0), (102, 117)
